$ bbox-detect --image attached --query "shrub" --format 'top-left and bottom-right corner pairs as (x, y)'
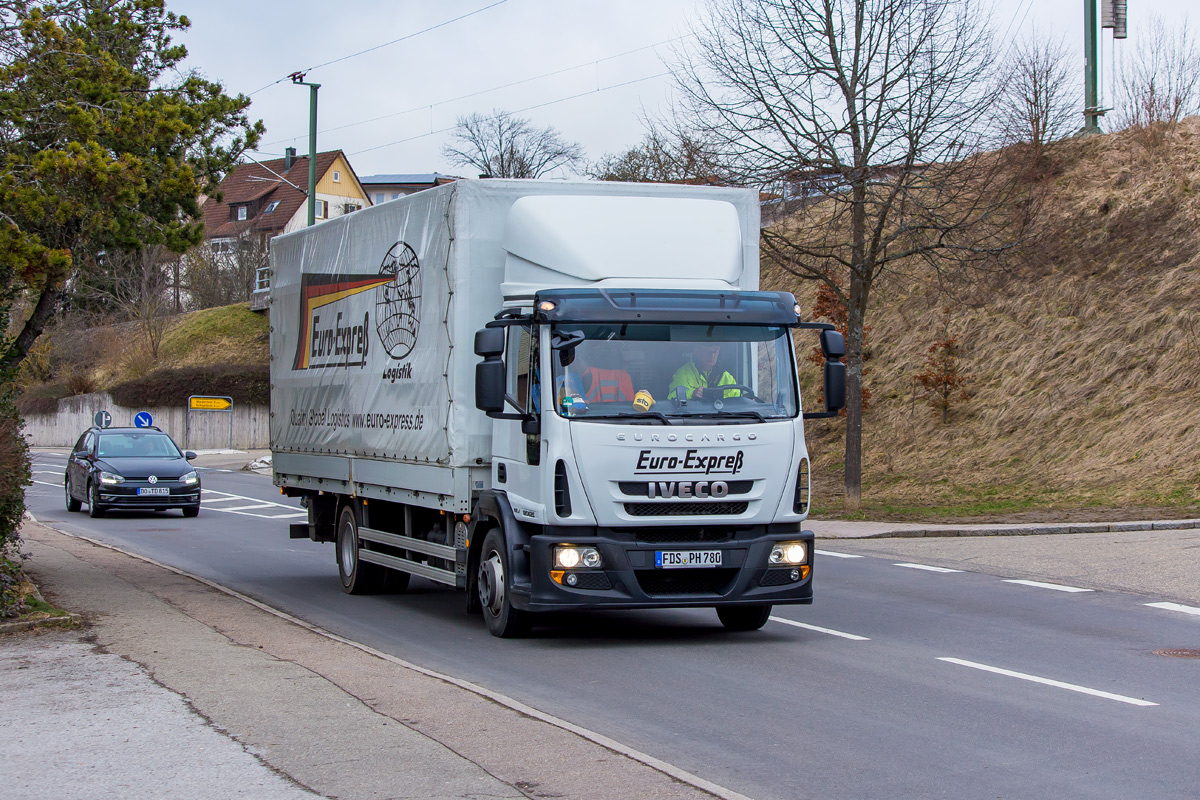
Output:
(110, 363), (270, 407)
(914, 307), (971, 423)
(0, 395), (31, 618)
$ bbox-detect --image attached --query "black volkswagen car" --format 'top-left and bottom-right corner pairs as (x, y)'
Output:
(65, 426), (201, 518)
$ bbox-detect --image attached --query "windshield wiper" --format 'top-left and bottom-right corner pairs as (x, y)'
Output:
(581, 412), (673, 425)
(683, 410), (772, 422)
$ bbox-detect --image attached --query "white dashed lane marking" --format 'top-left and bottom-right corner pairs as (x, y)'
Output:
(1144, 602), (1200, 617)
(1003, 579), (1093, 593)
(938, 657), (1158, 707)
(769, 617), (870, 641)
(895, 563), (963, 573)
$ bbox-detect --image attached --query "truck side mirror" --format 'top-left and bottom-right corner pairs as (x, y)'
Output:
(474, 327), (505, 357)
(824, 361), (846, 413)
(819, 329), (846, 360)
(475, 359), (506, 412)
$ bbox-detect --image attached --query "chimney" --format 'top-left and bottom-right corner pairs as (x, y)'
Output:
(285, 146), (296, 170)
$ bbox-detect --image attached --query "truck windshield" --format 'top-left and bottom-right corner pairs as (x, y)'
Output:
(549, 323), (798, 422)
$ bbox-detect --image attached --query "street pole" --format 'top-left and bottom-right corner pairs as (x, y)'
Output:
(290, 72), (321, 226)
(1082, 0), (1103, 135)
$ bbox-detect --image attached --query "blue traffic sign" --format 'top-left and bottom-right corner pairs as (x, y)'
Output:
(93, 410), (112, 429)
(134, 412), (154, 428)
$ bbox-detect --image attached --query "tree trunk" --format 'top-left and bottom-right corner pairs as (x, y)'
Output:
(1, 285), (60, 372)
(844, 268), (870, 510)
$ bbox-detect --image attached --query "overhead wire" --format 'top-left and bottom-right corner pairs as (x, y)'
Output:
(258, 35), (687, 148)
(341, 71), (672, 158)
(246, 0), (509, 96)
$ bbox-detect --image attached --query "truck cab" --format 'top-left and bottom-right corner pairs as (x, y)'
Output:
(471, 288), (845, 636)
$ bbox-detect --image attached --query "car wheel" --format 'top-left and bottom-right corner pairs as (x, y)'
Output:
(477, 528), (531, 638)
(716, 604), (773, 632)
(87, 481), (106, 518)
(182, 505), (200, 518)
(65, 480), (81, 512)
(335, 504), (389, 594)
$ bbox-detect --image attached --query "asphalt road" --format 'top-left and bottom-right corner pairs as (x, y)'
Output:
(25, 450), (1200, 800)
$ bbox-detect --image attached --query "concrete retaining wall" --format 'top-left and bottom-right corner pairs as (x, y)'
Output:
(23, 392), (269, 450)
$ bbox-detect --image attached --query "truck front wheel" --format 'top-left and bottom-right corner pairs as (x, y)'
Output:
(717, 604), (772, 632)
(477, 529), (530, 638)
(336, 504), (389, 594)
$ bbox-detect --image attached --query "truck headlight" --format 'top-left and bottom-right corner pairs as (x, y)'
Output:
(769, 541), (807, 565)
(100, 471), (124, 486)
(555, 546), (602, 569)
(181, 471), (199, 486)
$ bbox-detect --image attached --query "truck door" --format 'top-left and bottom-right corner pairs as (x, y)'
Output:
(493, 322), (545, 516)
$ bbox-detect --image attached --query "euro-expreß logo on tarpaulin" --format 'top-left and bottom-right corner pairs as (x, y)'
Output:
(291, 241), (422, 372)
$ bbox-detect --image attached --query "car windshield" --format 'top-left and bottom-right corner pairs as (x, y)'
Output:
(549, 323), (799, 423)
(96, 432), (182, 459)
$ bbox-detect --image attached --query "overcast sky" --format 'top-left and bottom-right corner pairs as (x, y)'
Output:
(166, 0), (1195, 180)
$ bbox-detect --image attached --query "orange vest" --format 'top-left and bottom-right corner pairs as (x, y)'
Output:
(583, 367), (634, 402)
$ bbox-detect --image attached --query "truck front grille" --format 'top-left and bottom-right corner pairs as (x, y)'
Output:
(624, 501), (749, 517)
(635, 569), (738, 596)
(634, 527), (733, 544)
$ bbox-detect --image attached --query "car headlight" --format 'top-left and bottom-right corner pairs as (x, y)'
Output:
(100, 471), (124, 486)
(554, 546), (602, 569)
(181, 471), (199, 486)
(769, 541), (807, 565)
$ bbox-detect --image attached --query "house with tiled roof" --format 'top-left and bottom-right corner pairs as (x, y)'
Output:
(359, 172), (458, 205)
(201, 147), (370, 248)
(201, 148), (370, 310)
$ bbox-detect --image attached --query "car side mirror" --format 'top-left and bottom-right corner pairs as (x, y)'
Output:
(185, 451), (197, 461)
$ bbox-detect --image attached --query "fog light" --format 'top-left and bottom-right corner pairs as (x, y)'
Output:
(769, 541), (807, 565)
(554, 546), (602, 569)
(566, 573), (578, 586)
(790, 569), (800, 582)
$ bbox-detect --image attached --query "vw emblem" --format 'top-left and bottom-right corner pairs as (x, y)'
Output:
(148, 475), (158, 484)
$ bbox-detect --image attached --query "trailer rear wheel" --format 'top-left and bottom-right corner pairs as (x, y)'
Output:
(336, 504), (389, 594)
(716, 604), (772, 632)
(477, 529), (530, 638)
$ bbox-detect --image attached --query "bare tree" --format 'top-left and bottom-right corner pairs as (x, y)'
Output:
(1114, 13), (1200, 130)
(672, 0), (1024, 508)
(181, 233), (266, 310)
(442, 110), (585, 178)
(588, 121), (726, 183)
(996, 29), (1077, 151)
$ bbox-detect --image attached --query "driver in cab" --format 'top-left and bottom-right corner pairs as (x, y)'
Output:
(670, 343), (741, 401)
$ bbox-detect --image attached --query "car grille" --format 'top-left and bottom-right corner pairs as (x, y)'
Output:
(624, 501), (749, 517)
(635, 569), (738, 596)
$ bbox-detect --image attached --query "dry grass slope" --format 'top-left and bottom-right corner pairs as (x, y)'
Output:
(767, 119), (1200, 520)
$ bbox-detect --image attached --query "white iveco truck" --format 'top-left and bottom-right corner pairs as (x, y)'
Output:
(269, 179), (845, 637)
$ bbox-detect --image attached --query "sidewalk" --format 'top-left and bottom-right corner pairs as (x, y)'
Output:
(2, 521), (741, 800)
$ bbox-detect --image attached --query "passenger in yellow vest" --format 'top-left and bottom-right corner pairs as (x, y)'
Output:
(669, 343), (741, 400)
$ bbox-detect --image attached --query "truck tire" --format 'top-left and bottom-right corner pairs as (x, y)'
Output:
(88, 481), (106, 518)
(65, 480), (81, 512)
(336, 504), (389, 594)
(477, 528), (530, 638)
(716, 604), (772, 632)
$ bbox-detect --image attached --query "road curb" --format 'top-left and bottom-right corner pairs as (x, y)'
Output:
(853, 519), (1200, 539)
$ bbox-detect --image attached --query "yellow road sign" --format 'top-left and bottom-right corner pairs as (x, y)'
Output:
(189, 396), (232, 411)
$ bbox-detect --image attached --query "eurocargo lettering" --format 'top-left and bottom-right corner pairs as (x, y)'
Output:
(269, 179), (846, 638)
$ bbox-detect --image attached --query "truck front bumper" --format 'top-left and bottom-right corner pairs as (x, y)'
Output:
(509, 527), (814, 612)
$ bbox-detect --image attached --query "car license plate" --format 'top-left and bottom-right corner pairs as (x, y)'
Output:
(137, 487), (169, 496)
(656, 550), (722, 569)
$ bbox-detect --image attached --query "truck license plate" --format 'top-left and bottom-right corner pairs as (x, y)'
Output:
(656, 550), (722, 569)
(137, 487), (169, 496)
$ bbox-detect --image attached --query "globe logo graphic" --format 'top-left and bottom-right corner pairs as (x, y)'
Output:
(375, 242), (421, 360)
